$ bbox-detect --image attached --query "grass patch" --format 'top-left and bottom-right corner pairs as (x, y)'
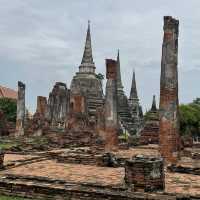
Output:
(0, 195), (31, 200)
(0, 142), (17, 150)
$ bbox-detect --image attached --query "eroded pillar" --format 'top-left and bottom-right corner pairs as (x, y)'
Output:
(105, 59), (118, 151)
(159, 16), (180, 163)
(33, 96), (48, 136)
(16, 81), (25, 137)
(36, 96), (48, 118)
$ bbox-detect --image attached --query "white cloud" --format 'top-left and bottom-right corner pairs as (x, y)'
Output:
(0, 0), (200, 112)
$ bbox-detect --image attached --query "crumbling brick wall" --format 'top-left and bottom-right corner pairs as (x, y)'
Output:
(125, 156), (165, 192)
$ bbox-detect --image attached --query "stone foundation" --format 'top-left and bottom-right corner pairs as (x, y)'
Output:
(0, 174), (199, 200)
(125, 156), (164, 192)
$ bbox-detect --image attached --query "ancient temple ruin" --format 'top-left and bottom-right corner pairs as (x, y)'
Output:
(32, 96), (49, 136)
(0, 15), (199, 200)
(47, 82), (69, 128)
(116, 51), (142, 135)
(140, 95), (159, 145)
(128, 70), (143, 134)
(21, 21), (143, 138)
(159, 16), (180, 163)
(70, 21), (104, 121)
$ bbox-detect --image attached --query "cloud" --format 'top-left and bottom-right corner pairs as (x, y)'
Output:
(0, 0), (199, 112)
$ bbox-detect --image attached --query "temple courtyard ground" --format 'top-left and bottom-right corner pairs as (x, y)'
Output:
(0, 145), (199, 198)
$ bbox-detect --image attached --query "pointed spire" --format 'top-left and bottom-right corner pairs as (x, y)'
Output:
(79, 20), (95, 73)
(116, 50), (123, 92)
(129, 69), (138, 99)
(151, 95), (157, 111)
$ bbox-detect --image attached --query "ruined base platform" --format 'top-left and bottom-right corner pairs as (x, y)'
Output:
(0, 145), (199, 199)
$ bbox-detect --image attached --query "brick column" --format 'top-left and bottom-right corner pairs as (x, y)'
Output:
(159, 16), (180, 163)
(36, 96), (48, 118)
(33, 96), (48, 136)
(104, 59), (118, 151)
(16, 81), (25, 137)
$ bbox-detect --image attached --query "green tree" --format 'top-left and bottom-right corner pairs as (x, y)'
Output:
(0, 98), (17, 122)
(96, 73), (104, 81)
(179, 98), (200, 138)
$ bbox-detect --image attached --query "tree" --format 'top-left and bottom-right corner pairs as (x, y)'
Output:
(0, 98), (17, 122)
(179, 98), (200, 138)
(96, 73), (104, 81)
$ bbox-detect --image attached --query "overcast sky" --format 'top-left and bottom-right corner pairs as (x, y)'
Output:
(0, 0), (200, 112)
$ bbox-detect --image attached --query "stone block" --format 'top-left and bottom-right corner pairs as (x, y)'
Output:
(125, 155), (165, 192)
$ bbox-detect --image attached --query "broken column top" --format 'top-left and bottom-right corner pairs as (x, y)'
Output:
(36, 96), (47, 113)
(127, 155), (163, 165)
(51, 82), (67, 93)
(18, 81), (25, 89)
(163, 16), (179, 33)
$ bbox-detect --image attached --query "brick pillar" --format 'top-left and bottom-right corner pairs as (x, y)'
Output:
(36, 96), (48, 118)
(124, 156), (165, 192)
(159, 16), (180, 163)
(47, 82), (68, 128)
(105, 59), (118, 151)
(33, 96), (48, 136)
(16, 81), (25, 137)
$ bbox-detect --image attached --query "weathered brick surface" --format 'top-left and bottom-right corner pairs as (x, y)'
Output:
(16, 81), (25, 137)
(106, 59), (117, 79)
(159, 16), (180, 163)
(30, 96), (49, 136)
(140, 96), (159, 145)
(140, 116), (159, 145)
(0, 175), (199, 200)
(105, 128), (118, 151)
(47, 82), (69, 128)
(125, 156), (165, 192)
(0, 170), (199, 199)
(36, 96), (48, 118)
(105, 59), (118, 151)
(70, 95), (86, 114)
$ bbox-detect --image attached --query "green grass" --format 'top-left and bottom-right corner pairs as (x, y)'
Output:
(0, 195), (31, 200)
(0, 142), (17, 150)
